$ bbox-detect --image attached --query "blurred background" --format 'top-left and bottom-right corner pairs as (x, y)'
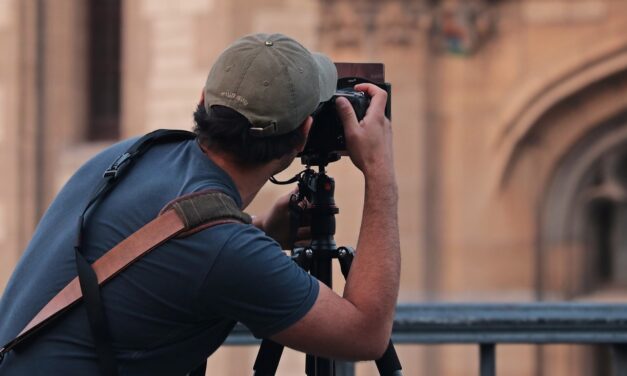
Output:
(1, 0), (626, 374)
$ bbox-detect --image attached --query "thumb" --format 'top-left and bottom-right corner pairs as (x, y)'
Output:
(335, 97), (359, 135)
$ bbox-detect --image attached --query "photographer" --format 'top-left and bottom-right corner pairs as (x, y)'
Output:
(0, 33), (399, 375)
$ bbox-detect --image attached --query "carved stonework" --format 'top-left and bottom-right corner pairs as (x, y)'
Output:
(318, 0), (428, 50)
(318, 1), (364, 49)
(430, 0), (496, 55)
(318, 0), (496, 53)
(375, 1), (425, 47)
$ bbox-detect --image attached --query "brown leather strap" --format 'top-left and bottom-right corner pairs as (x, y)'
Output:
(1, 209), (239, 355)
(1, 189), (249, 358)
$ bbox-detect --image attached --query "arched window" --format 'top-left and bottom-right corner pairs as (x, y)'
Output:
(582, 150), (627, 292)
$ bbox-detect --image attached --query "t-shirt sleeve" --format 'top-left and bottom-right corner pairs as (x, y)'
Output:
(199, 224), (319, 338)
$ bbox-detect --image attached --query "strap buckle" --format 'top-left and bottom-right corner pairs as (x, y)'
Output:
(249, 121), (278, 137)
(103, 152), (132, 179)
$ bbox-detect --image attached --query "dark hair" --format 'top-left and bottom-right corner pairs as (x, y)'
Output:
(193, 104), (305, 166)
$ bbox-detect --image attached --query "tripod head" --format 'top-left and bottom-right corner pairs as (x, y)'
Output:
(296, 167), (338, 217)
(294, 166), (339, 253)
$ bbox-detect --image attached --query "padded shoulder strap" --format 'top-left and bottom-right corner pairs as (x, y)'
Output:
(0, 190), (250, 363)
(161, 190), (251, 238)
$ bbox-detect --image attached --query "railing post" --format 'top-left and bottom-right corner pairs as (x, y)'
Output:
(480, 343), (496, 376)
(335, 361), (355, 376)
(613, 344), (627, 376)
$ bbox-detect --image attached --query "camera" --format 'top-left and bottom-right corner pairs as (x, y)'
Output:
(299, 65), (392, 166)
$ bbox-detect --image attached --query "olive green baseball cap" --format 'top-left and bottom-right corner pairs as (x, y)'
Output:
(203, 33), (337, 137)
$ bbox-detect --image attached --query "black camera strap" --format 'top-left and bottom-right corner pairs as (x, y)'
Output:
(73, 129), (196, 376)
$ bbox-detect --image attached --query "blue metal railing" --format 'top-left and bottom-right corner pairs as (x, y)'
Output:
(224, 303), (627, 376)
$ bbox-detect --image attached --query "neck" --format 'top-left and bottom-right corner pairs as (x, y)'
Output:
(200, 145), (276, 209)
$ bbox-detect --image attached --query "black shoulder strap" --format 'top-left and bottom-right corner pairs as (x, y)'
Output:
(75, 129), (195, 376)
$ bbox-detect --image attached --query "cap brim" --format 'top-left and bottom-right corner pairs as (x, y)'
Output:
(312, 52), (337, 103)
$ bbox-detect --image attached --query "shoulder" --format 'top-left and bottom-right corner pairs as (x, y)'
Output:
(195, 221), (300, 286)
(211, 222), (283, 260)
(195, 222), (319, 338)
(176, 221), (282, 265)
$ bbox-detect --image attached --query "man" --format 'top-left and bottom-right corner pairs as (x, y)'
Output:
(0, 33), (399, 375)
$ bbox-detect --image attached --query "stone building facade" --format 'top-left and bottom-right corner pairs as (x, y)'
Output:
(1, 0), (626, 374)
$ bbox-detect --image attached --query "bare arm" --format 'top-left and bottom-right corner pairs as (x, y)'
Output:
(271, 84), (400, 360)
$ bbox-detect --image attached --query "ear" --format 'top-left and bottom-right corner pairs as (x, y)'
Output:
(296, 116), (313, 153)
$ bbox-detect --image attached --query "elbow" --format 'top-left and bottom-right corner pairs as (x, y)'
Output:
(351, 327), (391, 361)
(374, 334), (391, 359)
(369, 333), (390, 360)
(351, 311), (394, 360)
(354, 338), (389, 361)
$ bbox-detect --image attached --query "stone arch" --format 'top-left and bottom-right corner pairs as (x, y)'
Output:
(494, 40), (627, 189)
(492, 43), (627, 298)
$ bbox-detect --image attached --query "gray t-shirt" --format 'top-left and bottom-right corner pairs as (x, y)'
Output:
(0, 137), (319, 375)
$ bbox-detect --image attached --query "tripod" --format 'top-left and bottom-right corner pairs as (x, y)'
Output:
(254, 163), (403, 376)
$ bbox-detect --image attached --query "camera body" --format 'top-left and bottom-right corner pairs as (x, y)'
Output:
(299, 76), (392, 166)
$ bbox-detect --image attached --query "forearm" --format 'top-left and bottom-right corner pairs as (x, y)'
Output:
(342, 170), (400, 336)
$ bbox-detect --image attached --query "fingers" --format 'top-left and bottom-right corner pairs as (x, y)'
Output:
(337, 82), (393, 175)
(336, 84), (388, 133)
(293, 227), (312, 248)
(354, 83), (388, 118)
(335, 96), (359, 137)
(296, 226), (311, 241)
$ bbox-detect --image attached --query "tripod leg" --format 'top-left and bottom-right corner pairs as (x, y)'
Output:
(336, 360), (355, 376)
(252, 248), (313, 376)
(337, 247), (403, 376)
(253, 339), (284, 376)
(375, 341), (403, 376)
(306, 354), (315, 375)
(306, 354), (334, 376)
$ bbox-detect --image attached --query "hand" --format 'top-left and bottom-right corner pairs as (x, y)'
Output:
(336, 84), (394, 181)
(253, 189), (311, 249)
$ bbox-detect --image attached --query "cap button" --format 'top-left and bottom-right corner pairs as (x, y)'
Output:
(264, 40), (274, 46)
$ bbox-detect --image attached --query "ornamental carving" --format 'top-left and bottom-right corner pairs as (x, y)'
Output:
(430, 1), (496, 55)
(318, 0), (428, 49)
(318, 0), (497, 54)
